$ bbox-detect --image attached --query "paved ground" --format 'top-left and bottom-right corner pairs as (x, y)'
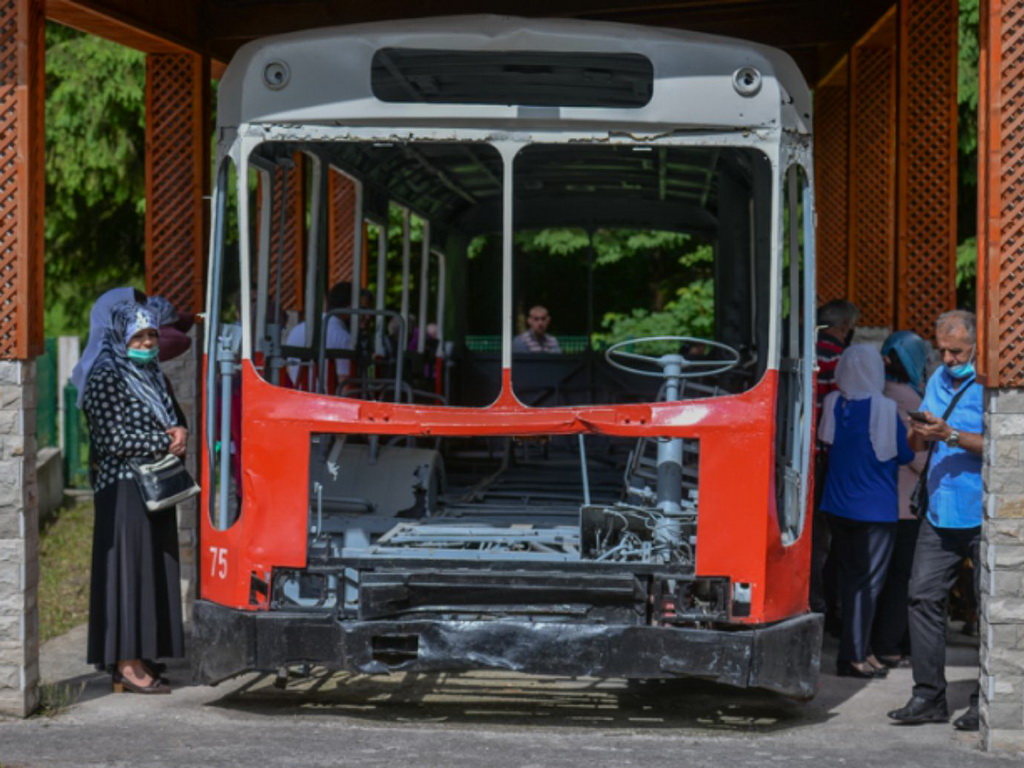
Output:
(0, 623), (1017, 768)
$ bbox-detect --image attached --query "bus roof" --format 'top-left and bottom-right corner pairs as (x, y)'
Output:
(218, 15), (812, 135)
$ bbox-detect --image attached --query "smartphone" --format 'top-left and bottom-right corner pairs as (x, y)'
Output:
(907, 410), (929, 422)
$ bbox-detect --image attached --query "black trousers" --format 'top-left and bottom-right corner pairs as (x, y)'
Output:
(829, 514), (897, 663)
(908, 520), (981, 703)
(871, 518), (922, 657)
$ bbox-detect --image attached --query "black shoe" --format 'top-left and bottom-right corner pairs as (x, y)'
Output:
(953, 704), (979, 732)
(888, 696), (949, 724)
(837, 660), (887, 679)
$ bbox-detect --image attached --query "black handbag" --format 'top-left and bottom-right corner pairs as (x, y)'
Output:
(909, 379), (973, 519)
(128, 454), (200, 513)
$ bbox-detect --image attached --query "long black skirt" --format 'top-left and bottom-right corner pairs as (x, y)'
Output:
(87, 479), (184, 666)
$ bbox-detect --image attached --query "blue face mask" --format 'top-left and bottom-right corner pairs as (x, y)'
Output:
(945, 346), (976, 380)
(127, 346), (159, 365)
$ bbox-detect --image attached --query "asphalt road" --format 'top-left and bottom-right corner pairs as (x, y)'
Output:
(0, 624), (1017, 768)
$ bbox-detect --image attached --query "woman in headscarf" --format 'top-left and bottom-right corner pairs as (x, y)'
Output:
(71, 287), (146, 405)
(819, 343), (914, 679)
(82, 300), (188, 694)
(870, 331), (931, 668)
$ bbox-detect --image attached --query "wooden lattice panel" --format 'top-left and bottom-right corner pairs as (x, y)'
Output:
(268, 159), (304, 312)
(896, 0), (958, 341)
(814, 64), (850, 304)
(0, 0), (43, 360)
(979, 0), (1024, 386)
(848, 42), (897, 328)
(327, 168), (356, 288)
(145, 53), (205, 314)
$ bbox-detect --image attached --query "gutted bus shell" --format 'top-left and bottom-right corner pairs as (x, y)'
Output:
(194, 16), (822, 699)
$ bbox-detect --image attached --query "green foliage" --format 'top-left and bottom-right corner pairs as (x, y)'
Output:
(595, 278), (715, 350)
(44, 23), (147, 337)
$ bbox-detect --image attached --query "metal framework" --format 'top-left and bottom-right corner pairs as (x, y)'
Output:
(978, 0), (1024, 387)
(145, 52), (207, 313)
(0, 0), (44, 359)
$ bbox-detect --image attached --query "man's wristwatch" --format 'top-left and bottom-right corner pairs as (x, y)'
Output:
(945, 429), (961, 448)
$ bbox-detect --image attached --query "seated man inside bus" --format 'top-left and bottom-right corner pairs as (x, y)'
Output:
(286, 281), (354, 388)
(513, 305), (561, 354)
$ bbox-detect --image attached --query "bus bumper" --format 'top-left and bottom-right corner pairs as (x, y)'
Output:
(191, 600), (823, 698)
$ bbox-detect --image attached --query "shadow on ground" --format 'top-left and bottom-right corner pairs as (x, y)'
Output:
(204, 667), (846, 733)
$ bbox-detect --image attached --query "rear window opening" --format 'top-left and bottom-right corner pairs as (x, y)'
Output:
(371, 48), (654, 108)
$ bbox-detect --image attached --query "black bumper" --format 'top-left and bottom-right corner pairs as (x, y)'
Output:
(191, 600), (823, 699)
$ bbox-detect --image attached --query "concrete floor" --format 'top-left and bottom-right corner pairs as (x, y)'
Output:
(0, 622), (1017, 768)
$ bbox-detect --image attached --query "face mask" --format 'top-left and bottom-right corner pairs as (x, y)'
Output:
(127, 347), (159, 365)
(945, 360), (975, 380)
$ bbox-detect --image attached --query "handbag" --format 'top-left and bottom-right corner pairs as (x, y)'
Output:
(908, 379), (974, 519)
(128, 453), (200, 513)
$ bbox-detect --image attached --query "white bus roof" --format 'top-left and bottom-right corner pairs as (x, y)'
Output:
(218, 15), (811, 135)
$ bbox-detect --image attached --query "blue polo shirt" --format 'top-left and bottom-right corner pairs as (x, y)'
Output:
(919, 369), (983, 529)
(820, 398), (914, 523)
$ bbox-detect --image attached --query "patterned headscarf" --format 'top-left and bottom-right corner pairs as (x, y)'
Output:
(70, 287), (137, 405)
(90, 301), (177, 428)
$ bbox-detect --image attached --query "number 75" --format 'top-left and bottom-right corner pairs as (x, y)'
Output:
(209, 546), (228, 579)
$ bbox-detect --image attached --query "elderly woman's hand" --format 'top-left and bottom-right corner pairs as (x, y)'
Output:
(166, 426), (188, 457)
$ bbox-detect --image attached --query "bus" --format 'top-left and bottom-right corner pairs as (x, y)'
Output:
(192, 14), (821, 698)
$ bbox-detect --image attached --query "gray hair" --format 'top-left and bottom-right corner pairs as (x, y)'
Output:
(817, 299), (860, 328)
(936, 309), (977, 342)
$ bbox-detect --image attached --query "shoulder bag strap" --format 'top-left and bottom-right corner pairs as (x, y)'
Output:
(917, 376), (976, 482)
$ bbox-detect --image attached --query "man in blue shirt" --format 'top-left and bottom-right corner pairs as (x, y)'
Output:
(888, 310), (984, 731)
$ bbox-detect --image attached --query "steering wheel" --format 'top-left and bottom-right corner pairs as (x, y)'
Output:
(604, 335), (741, 379)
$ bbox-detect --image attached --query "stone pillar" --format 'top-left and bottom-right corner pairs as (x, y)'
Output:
(0, 360), (39, 717)
(981, 389), (1024, 751)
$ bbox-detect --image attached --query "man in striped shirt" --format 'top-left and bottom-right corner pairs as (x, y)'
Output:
(816, 299), (860, 410)
(513, 305), (562, 354)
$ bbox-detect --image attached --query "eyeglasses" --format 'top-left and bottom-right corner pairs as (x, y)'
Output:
(529, 315), (548, 321)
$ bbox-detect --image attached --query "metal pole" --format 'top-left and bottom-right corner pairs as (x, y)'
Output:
(418, 220), (430, 353)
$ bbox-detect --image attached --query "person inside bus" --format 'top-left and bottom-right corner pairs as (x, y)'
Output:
(870, 330), (930, 670)
(513, 304), (562, 353)
(818, 343), (913, 679)
(810, 298), (861, 635)
(285, 281), (353, 388)
(82, 300), (187, 694)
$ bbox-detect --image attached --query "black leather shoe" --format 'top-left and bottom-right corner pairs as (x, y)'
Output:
(887, 696), (949, 724)
(837, 660), (887, 679)
(953, 704), (980, 732)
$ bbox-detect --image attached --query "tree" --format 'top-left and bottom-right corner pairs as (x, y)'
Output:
(44, 23), (146, 337)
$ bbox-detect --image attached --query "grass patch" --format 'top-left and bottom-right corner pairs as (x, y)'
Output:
(39, 500), (93, 644)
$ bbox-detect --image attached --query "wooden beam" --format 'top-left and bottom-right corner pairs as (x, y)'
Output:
(47, 0), (200, 54)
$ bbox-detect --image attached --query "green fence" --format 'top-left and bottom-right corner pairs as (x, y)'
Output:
(63, 382), (90, 488)
(37, 336), (90, 487)
(465, 334), (592, 354)
(36, 338), (57, 448)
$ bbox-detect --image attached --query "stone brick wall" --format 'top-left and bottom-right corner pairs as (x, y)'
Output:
(0, 360), (39, 717)
(981, 388), (1024, 752)
(161, 328), (200, 625)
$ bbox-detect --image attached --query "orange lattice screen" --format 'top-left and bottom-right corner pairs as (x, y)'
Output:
(814, 60), (850, 305)
(848, 16), (898, 329)
(267, 157), (305, 312)
(145, 53), (207, 315)
(896, 0), (958, 341)
(0, 0), (44, 360)
(327, 168), (357, 288)
(978, 0), (1024, 387)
